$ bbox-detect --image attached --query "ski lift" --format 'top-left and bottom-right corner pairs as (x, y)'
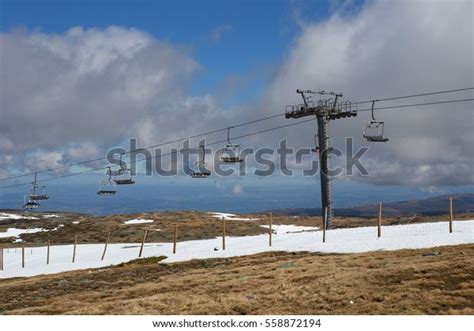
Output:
(363, 101), (389, 142)
(97, 167), (117, 196)
(23, 196), (40, 210)
(220, 127), (243, 163)
(191, 145), (211, 178)
(29, 172), (49, 201)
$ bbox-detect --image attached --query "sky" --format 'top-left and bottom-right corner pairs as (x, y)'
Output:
(0, 0), (473, 211)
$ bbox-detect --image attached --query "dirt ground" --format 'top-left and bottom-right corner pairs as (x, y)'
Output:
(0, 244), (472, 315)
(1, 211), (472, 248)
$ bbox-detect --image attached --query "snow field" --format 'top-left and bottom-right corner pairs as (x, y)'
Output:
(0, 220), (473, 279)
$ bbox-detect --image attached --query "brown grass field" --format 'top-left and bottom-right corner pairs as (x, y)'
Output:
(0, 244), (473, 315)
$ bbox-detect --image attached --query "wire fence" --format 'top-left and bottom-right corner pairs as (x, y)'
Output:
(0, 200), (473, 278)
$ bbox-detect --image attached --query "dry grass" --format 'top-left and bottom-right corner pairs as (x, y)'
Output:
(0, 244), (472, 315)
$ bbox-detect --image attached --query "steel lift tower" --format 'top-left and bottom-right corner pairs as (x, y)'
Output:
(285, 90), (357, 228)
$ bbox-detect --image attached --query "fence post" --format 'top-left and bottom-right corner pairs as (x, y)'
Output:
(269, 213), (273, 247)
(377, 202), (382, 238)
(139, 229), (148, 258)
(323, 207), (327, 243)
(101, 232), (110, 261)
(0, 247), (3, 271)
(449, 197), (453, 233)
(72, 235), (78, 263)
(222, 217), (226, 251)
(22, 246), (25, 268)
(47, 239), (50, 265)
(173, 224), (178, 254)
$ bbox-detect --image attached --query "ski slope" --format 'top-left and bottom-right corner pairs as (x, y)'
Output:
(1, 220), (473, 279)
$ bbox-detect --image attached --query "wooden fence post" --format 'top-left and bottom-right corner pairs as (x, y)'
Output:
(0, 247), (3, 271)
(72, 235), (78, 263)
(22, 246), (25, 268)
(323, 207), (327, 243)
(449, 197), (453, 233)
(377, 202), (382, 238)
(269, 213), (273, 247)
(139, 229), (148, 258)
(47, 239), (50, 265)
(101, 232), (110, 261)
(173, 224), (178, 254)
(222, 217), (226, 251)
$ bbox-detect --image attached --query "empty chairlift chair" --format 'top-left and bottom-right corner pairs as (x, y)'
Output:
(97, 167), (117, 196)
(363, 101), (389, 142)
(113, 152), (135, 185)
(29, 172), (49, 201)
(191, 145), (211, 178)
(22, 173), (48, 210)
(113, 153), (135, 185)
(220, 127), (243, 163)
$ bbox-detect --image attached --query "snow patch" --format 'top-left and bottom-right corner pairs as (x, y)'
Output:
(0, 227), (47, 238)
(42, 214), (60, 218)
(209, 212), (259, 221)
(123, 219), (154, 225)
(0, 213), (39, 221)
(261, 224), (319, 234)
(72, 221), (80, 224)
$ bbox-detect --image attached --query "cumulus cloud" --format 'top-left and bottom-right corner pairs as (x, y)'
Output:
(0, 26), (203, 174)
(261, 0), (473, 186)
(0, 26), (198, 151)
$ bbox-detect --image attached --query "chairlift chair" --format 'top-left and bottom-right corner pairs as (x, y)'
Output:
(363, 101), (389, 142)
(97, 167), (117, 196)
(191, 145), (211, 178)
(29, 173), (49, 200)
(220, 127), (243, 163)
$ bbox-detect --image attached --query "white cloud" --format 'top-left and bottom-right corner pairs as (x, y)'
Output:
(262, 0), (474, 186)
(0, 26), (199, 153)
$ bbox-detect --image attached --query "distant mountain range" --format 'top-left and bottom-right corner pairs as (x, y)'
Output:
(267, 193), (474, 217)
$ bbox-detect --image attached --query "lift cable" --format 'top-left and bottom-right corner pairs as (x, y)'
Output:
(0, 118), (316, 189)
(350, 87), (473, 105)
(0, 113), (283, 182)
(354, 98), (474, 112)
